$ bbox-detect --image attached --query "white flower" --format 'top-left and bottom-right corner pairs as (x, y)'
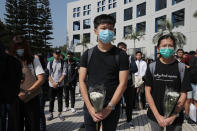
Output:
(90, 92), (104, 101)
(167, 92), (179, 97)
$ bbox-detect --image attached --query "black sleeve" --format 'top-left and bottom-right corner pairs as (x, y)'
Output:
(119, 51), (129, 71)
(180, 67), (192, 92)
(144, 65), (153, 87)
(80, 50), (88, 68)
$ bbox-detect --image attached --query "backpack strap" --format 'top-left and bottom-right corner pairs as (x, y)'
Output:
(49, 60), (53, 75)
(60, 59), (64, 72)
(87, 47), (95, 66)
(115, 49), (120, 68)
(178, 62), (185, 83)
(149, 61), (156, 76)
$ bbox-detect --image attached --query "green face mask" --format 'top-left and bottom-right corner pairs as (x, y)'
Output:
(159, 47), (175, 59)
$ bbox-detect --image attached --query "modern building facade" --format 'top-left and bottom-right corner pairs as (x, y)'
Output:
(67, 0), (197, 58)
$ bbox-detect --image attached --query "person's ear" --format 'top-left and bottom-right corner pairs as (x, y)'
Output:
(94, 29), (99, 36)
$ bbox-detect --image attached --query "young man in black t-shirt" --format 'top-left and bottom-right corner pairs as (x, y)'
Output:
(144, 34), (192, 131)
(79, 14), (129, 131)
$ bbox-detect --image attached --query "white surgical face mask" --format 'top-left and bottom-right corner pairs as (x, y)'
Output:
(16, 49), (24, 57)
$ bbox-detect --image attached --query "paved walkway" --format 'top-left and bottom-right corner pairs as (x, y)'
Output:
(46, 94), (197, 131)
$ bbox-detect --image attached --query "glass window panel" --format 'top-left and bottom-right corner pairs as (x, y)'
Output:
(172, 9), (185, 28)
(124, 25), (132, 37)
(73, 34), (80, 45)
(155, 15), (166, 32)
(73, 21), (80, 31)
(124, 7), (133, 21)
(83, 19), (91, 29)
(137, 2), (146, 17)
(155, 0), (167, 11)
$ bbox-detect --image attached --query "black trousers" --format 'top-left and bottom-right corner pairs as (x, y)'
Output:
(40, 94), (46, 131)
(64, 85), (75, 108)
(49, 87), (63, 113)
(7, 99), (20, 131)
(18, 96), (40, 131)
(123, 85), (136, 122)
(0, 104), (8, 131)
(83, 104), (120, 131)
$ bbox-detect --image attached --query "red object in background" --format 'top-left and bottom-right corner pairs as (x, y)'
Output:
(181, 55), (193, 65)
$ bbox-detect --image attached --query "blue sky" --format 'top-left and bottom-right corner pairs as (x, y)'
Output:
(0, 0), (78, 47)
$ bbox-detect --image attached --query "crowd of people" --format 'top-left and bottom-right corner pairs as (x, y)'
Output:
(0, 14), (197, 131)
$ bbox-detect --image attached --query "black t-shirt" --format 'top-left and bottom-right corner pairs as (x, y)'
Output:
(189, 56), (197, 84)
(144, 59), (192, 124)
(80, 45), (129, 105)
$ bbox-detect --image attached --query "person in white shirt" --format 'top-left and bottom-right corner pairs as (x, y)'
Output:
(135, 51), (147, 110)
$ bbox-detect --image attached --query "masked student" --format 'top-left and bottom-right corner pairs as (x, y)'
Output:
(144, 34), (192, 131)
(79, 14), (129, 131)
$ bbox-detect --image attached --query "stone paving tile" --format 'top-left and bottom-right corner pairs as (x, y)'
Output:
(46, 94), (197, 131)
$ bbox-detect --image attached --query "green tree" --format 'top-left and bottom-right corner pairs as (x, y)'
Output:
(76, 36), (90, 54)
(153, 20), (186, 48)
(5, 0), (19, 35)
(18, 0), (27, 36)
(0, 20), (12, 47)
(38, 0), (53, 50)
(26, 0), (40, 48)
(124, 28), (144, 54)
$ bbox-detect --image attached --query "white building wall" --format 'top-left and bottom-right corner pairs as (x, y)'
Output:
(67, 0), (197, 58)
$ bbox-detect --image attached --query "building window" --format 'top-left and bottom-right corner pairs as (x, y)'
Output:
(73, 34), (80, 45)
(108, 0), (116, 9)
(172, 9), (185, 28)
(124, 25), (132, 37)
(83, 33), (91, 43)
(98, 1), (106, 12)
(84, 5), (88, 10)
(137, 2), (146, 17)
(83, 4), (91, 16)
(124, 7), (133, 21)
(73, 7), (81, 18)
(109, 4), (113, 9)
(155, 15), (166, 32)
(88, 10), (91, 15)
(155, 0), (167, 11)
(77, 7), (81, 12)
(73, 21), (80, 31)
(73, 8), (76, 12)
(124, 0), (133, 4)
(77, 12), (80, 17)
(83, 19), (91, 29)
(88, 4), (91, 9)
(172, 0), (184, 5)
(136, 21), (146, 34)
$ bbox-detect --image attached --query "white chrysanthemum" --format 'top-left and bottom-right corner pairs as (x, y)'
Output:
(90, 92), (104, 101)
(167, 92), (179, 97)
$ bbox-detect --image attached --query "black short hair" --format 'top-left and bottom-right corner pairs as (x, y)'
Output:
(136, 51), (142, 55)
(94, 14), (116, 29)
(117, 42), (127, 48)
(176, 49), (184, 53)
(67, 51), (74, 56)
(189, 51), (196, 55)
(157, 34), (176, 49)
